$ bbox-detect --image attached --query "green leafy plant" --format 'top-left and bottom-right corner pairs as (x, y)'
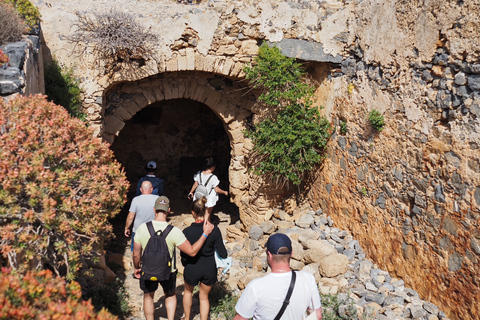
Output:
(44, 59), (85, 120)
(244, 44), (331, 186)
(0, 268), (117, 319)
(321, 293), (358, 320)
(0, 2), (26, 45)
(340, 120), (347, 134)
(84, 279), (131, 317)
(0, 95), (129, 280)
(361, 187), (368, 197)
(3, 0), (40, 30)
(210, 281), (238, 319)
(368, 109), (385, 132)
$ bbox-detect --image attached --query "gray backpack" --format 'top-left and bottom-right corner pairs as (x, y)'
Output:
(194, 174), (213, 199)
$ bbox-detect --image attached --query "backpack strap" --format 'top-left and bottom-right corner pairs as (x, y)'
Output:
(146, 221), (155, 236)
(156, 224), (175, 270)
(204, 175), (214, 194)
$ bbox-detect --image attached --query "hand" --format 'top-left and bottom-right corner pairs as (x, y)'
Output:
(125, 228), (131, 237)
(134, 268), (141, 279)
(224, 191), (228, 196)
(203, 220), (214, 236)
(188, 192), (193, 200)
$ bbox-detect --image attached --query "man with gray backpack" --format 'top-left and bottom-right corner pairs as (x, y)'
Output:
(133, 196), (214, 320)
(188, 157), (228, 221)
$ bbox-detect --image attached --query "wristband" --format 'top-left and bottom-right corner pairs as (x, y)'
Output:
(202, 233), (208, 239)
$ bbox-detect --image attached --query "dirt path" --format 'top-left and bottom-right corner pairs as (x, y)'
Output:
(107, 195), (237, 320)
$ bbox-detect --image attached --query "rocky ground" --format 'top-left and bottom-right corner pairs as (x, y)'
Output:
(105, 195), (450, 320)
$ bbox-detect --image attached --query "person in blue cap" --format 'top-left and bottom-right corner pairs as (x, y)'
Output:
(135, 161), (164, 197)
(233, 233), (323, 320)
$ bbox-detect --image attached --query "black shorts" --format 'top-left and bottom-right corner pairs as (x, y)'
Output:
(140, 271), (177, 296)
(184, 256), (217, 286)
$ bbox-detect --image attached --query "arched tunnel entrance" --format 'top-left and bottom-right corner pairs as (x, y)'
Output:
(110, 98), (234, 215)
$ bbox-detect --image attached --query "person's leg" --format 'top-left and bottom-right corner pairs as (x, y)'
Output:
(160, 272), (178, 320)
(183, 282), (195, 320)
(198, 283), (213, 320)
(143, 291), (155, 320)
(165, 293), (177, 320)
(140, 279), (158, 320)
(205, 206), (214, 222)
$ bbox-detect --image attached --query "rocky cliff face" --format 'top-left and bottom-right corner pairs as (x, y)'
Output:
(308, 1), (480, 319)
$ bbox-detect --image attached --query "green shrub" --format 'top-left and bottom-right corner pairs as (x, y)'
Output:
(340, 120), (347, 134)
(244, 44), (331, 186)
(3, 0), (40, 30)
(0, 95), (129, 280)
(44, 59), (85, 120)
(210, 281), (238, 319)
(0, 268), (117, 319)
(84, 279), (131, 317)
(0, 2), (26, 45)
(321, 293), (358, 320)
(368, 109), (385, 132)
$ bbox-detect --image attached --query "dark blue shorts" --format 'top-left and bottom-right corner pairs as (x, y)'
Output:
(140, 271), (177, 296)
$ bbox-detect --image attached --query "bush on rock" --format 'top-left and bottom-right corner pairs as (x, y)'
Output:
(0, 95), (129, 280)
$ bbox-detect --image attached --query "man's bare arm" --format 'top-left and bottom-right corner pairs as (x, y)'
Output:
(125, 211), (136, 237)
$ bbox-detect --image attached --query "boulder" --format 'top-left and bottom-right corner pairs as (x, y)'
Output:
(318, 253), (349, 277)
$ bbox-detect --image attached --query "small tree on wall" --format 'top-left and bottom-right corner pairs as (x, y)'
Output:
(0, 95), (129, 280)
(244, 44), (331, 186)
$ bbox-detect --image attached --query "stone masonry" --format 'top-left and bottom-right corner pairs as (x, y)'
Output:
(30, 0), (480, 319)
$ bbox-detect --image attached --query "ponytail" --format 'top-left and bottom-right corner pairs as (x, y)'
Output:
(191, 196), (207, 218)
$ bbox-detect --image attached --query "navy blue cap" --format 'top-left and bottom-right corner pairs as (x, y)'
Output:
(265, 233), (292, 255)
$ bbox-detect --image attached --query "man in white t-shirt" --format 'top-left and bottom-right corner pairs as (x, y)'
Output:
(233, 233), (322, 320)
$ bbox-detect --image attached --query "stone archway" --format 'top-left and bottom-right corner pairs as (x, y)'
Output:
(102, 72), (259, 220)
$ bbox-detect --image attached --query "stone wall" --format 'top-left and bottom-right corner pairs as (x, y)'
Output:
(308, 1), (480, 319)
(33, 0), (480, 319)
(0, 34), (44, 98)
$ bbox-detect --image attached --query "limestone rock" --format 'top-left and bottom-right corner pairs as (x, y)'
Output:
(226, 224), (245, 242)
(318, 253), (349, 277)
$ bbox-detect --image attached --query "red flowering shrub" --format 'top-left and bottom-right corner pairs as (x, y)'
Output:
(0, 95), (129, 280)
(0, 267), (117, 319)
(0, 49), (9, 66)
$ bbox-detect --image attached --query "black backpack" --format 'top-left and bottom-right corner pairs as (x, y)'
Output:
(141, 222), (174, 282)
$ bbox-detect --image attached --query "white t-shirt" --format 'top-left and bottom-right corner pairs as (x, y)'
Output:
(235, 271), (321, 320)
(128, 194), (159, 232)
(193, 171), (219, 207)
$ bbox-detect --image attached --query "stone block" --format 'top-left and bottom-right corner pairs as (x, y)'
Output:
(318, 253), (349, 277)
(216, 44), (238, 55)
(162, 80), (174, 100)
(113, 106), (133, 121)
(239, 39), (259, 55)
(104, 115), (125, 135)
(177, 55), (187, 71)
(226, 224), (245, 242)
(186, 48), (196, 70)
(143, 89), (156, 105)
(230, 61), (246, 78)
(266, 38), (343, 63)
(165, 57), (178, 72)
(290, 259), (305, 271)
(152, 83), (165, 101)
(222, 58), (235, 75)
